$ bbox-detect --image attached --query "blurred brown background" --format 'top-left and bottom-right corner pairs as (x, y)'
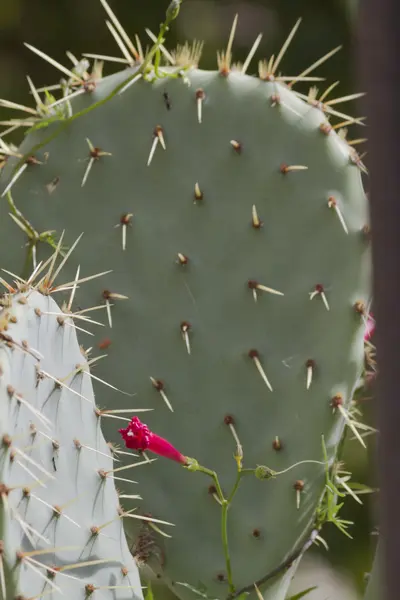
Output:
(0, 0), (375, 596)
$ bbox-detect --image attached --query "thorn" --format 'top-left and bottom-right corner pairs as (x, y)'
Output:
(102, 290), (128, 328)
(99, 0), (140, 60)
(218, 14), (238, 75)
(349, 148), (368, 174)
(40, 370), (93, 404)
(347, 138), (367, 147)
(114, 213), (133, 250)
(106, 20), (135, 64)
(194, 182), (203, 202)
(150, 377), (173, 412)
(224, 415), (243, 468)
(328, 196), (348, 234)
(48, 87), (86, 109)
(24, 42), (83, 82)
(280, 163), (308, 174)
(248, 349), (273, 392)
(121, 511), (175, 527)
(241, 33), (263, 74)
(272, 436), (282, 451)
(48, 233), (84, 290)
(81, 139), (112, 187)
(251, 205), (262, 229)
(230, 140), (242, 153)
(309, 284), (330, 311)
(79, 365), (135, 396)
(147, 126), (165, 166)
(271, 18), (302, 75)
(1, 163), (28, 197)
(105, 459), (157, 476)
(12, 446), (55, 480)
(294, 480), (304, 509)
(306, 359), (315, 390)
(333, 117), (366, 130)
(83, 52), (130, 64)
(325, 92), (366, 106)
(331, 394), (366, 449)
(20, 556), (62, 593)
(254, 584), (264, 600)
(177, 253), (189, 266)
(117, 72), (142, 95)
(8, 390), (52, 430)
(195, 89), (205, 123)
(248, 279), (284, 302)
(180, 322), (191, 355)
(288, 46), (342, 87)
(67, 266), (80, 312)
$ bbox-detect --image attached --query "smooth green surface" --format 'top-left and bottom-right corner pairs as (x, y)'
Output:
(0, 66), (370, 599)
(0, 290), (143, 599)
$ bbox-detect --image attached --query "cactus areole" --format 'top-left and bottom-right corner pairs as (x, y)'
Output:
(0, 1), (371, 599)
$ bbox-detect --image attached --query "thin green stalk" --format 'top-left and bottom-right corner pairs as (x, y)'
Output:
(221, 498), (234, 593)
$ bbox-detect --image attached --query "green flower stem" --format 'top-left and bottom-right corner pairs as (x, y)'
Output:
(186, 459), (251, 593)
(221, 497), (234, 593)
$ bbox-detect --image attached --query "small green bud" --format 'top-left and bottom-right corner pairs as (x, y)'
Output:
(166, 0), (182, 21)
(255, 465), (276, 480)
(184, 457), (199, 471)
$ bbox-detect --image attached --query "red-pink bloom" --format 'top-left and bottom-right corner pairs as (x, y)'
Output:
(119, 417), (187, 465)
(364, 312), (375, 341)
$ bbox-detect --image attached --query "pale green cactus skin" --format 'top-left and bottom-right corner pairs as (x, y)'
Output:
(0, 5), (371, 599)
(0, 289), (143, 600)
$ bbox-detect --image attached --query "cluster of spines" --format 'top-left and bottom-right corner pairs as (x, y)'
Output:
(0, 0), (367, 176)
(0, 1), (373, 596)
(0, 245), (186, 598)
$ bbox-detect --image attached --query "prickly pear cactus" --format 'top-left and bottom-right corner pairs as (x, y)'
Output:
(0, 276), (143, 599)
(0, 1), (371, 599)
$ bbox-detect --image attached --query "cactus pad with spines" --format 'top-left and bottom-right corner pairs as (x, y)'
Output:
(0, 287), (143, 600)
(0, 3), (371, 599)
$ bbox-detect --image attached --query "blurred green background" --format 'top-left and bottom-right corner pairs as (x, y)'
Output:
(0, 0), (376, 596)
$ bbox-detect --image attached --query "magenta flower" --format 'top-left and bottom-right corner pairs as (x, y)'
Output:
(364, 312), (375, 341)
(119, 417), (187, 465)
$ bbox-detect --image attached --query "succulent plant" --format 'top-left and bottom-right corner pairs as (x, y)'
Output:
(0, 1), (372, 599)
(0, 263), (143, 600)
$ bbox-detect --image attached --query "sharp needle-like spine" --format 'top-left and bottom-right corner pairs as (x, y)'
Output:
(241, 34), (263, 74)
(309, 285), (330, 311)
(147, 126), (165, 166)
(1, 163), (28, 197)
(271, 18), (302, 75)
(328, 196), (348, 234)
(249, 350), (273, 392)
(195, 89), (205, 123)
(99, 0), (139, 60)
(306, 360), (314, 390)
(181, 322), (191, 355)
(150, 377), (173, 412)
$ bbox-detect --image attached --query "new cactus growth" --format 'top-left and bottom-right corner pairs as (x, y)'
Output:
(0, 261), (144, 599)
(0, 1), (372, 598)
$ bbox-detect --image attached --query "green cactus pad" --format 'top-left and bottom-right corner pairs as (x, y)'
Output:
(0, 6), (371, 599)
(0, 288), (143, 599)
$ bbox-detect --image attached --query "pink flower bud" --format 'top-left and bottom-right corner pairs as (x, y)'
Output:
(364, 312), (375, 341)
(119, 417), (187, 465)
